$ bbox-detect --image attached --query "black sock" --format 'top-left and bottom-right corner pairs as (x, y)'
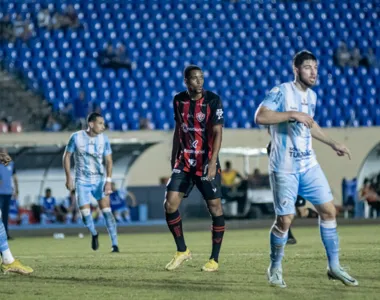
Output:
(210, 215), (225, 262)
(288, 227), (295, 239)
(166, 210), (187, 252)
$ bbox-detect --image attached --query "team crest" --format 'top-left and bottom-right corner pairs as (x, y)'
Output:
(196, 112), (205, 122)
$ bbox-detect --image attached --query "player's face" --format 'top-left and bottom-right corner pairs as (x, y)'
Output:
(295, 59), (318, 87)
(185, 70), (204, 94)
(90, 117), (106, 134)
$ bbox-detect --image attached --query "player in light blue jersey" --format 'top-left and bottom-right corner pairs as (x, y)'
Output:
(63, 112), (119, 253)
(0, 152), (33, 274)
(255, 50), (358, 288)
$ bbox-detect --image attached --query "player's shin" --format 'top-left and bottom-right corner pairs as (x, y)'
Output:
(269, 224), (288, 269)
(0, 215), (14, 264)
(319, 218), (340, 269)
(80, 208), (98, 236)
(165, 210), (187, 252)
(210, 215), (225, 262)
(102, 207), (118, 246)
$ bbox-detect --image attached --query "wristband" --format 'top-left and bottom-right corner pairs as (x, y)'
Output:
(106, 177), (112, 183)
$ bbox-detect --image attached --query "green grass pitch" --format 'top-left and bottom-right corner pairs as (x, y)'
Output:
(1, 225), (379, 300)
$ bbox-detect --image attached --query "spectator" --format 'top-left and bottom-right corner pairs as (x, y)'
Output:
(57, 190), (79, 224)
(333, 42), (350, 67)
(0, 148), (18, 239)
(63, 5), (81, 29)
(13, 14), (33, 42)
(360, 48), (378, 68)
(98, 43), (117, 68)
(349, 47), (362, 68)
(114, 43), (134, 70)
(73, 90), (92, 129)
(0, 14), (13, 41)
(139, 118), (154, 129)
(221, 161), (243, 188)
(8, 197), (21, 226)
(40, 188), (57, 223)
(44, 113), (62, 132)
(360, 178), (380, 218)
(37, 7), (51, 29)
(110, 183), (136, 223)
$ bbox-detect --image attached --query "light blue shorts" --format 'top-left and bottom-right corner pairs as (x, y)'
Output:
(269, 164), (333, 216)
(75, 180), (106, 207)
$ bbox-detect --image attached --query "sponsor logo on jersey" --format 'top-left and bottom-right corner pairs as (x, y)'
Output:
(216, 109), (223, 120)
(289, 147), (312, 158)
(181, 124), (205, 132)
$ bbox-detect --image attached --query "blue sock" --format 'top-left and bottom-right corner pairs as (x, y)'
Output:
(270, 225), (288, 269)
(80, 209), (97, 236)
(102, 208), (118, 246)
(0, 218), (9, 252)
(320, 219), (340, 269)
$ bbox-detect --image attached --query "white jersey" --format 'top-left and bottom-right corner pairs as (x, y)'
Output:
(65, 130), (112, 184)
(258, 81), (318, 173)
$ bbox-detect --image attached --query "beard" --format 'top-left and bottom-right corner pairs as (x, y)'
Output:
(299, 73), (315, 88)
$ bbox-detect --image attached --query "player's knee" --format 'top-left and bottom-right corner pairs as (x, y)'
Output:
(207, 202), (223, 217)
(101, 207), (112, 214)
(319, 208), (336, 220)
(80, 208), (91, 217)
(276, 215), (294, 231)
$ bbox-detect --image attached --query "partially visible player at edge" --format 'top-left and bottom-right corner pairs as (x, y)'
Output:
(0, 152), (33, 274)
(63, 112), (119, 252)
(164, 65), (225, 272)
(255, 50), (358, 287)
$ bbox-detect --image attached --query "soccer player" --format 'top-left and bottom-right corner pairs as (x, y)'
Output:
(63, 112), (119, 252)
(0, 152), (33, 274)
(255, 50), (358, 287)
(164, 65), (225, 272)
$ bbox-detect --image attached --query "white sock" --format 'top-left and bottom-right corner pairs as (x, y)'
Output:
(2, 248), (15, 264)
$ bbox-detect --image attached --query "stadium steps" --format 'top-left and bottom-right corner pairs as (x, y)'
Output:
(0, 70), (51, 131)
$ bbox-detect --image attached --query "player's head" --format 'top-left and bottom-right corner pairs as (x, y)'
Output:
(87, 112), (105, 135)
(293, 50), (318, 88)
(183, 65), (204, 94)
(45, 188), (52, 197)
(225, 161), (231, 170)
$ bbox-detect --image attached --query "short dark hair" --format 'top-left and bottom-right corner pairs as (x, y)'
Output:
(183, 65), (202, 79)
(225, 161), (231, 168)
(293, 50), (317, 68)
(87, 112), (102, 123)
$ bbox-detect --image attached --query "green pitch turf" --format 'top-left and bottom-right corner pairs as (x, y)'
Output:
(1, 225), (379, 300)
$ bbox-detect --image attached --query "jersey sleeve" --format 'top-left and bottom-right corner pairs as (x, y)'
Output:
(173, 97), (179, 122)
(260, 86), (284, 112)
(65, 133), (76, 153)
(211, 96), (224, 125)
(103, 135), (112, 156)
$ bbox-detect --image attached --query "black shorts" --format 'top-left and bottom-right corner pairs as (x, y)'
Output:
(166, 171), (222, 201)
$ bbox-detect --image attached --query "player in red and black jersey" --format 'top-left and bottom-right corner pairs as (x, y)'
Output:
(164, 65), (225, 272)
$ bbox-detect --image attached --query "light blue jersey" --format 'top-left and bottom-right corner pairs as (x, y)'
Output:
(65, 130), (112, 184)
(257, 81), (318, 174)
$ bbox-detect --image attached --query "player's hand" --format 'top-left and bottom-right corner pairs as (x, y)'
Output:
(0, 153), (12, 166)
(332, 142), (351, 160)
(65, 178), (74, 191)
(290, 112), (314, 128)
(207, 163), (217, 181)
(104, 182), (112, 195)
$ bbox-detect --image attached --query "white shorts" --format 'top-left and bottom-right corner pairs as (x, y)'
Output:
(270, 164), (332, 216)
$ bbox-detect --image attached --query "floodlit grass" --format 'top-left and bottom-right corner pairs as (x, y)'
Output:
(1, 225), (379, 300)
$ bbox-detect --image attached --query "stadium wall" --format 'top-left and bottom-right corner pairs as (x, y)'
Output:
(2, 127), (379, 204)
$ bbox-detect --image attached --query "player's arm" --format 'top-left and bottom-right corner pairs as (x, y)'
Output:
(63, 151), (74, 191)
(171, 123), (180, 170)
(63, 134), (76, 191)
(12, 172), (19, 197)
(105, 154), (113, 180)
(310, 121), (351, 159)
(255, 87), (313, 128)
(103, 135), (113, 195)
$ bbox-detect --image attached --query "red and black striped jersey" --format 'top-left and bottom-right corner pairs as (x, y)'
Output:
(173, 90), (224, 176)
